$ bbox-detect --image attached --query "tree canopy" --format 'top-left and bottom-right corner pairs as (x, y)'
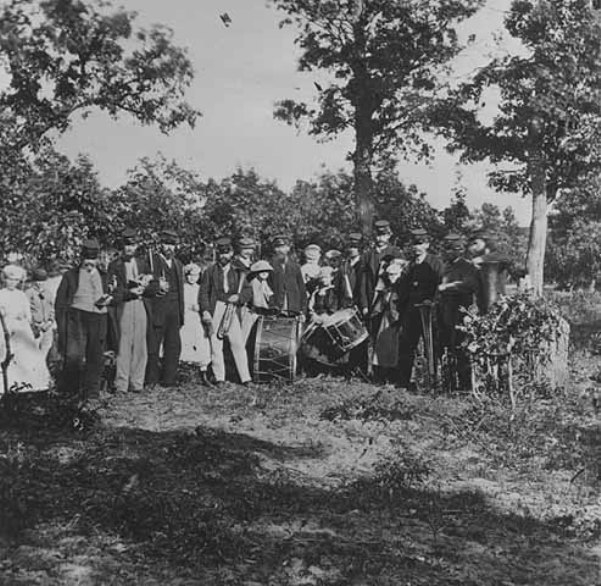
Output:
(433, 0), (601, 293)
(0, 0), (199, 152)
(270, 0), (483, 233)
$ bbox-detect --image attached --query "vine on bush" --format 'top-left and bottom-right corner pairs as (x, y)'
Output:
(459, 293), (565, 407)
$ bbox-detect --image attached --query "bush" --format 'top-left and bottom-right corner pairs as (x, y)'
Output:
(460, 293), (565, 405)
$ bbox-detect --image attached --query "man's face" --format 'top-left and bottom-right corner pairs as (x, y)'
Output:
(411, 240), (429, 258)
(82, 258), (98, 272)
(444, 246), (462, 262)
(347, 245), (360, 259)
(375, 232), (390, 247)
(468, 238), (486, 258)
(161, 242), (176, 258)
(275, 244), (290, 257)
(240, 246), (254, 260)
(218, 249), (233, 266)
(123, 243), (137, 259)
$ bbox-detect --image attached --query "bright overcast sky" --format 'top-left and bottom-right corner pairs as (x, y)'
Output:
(56, 0), (532, 224)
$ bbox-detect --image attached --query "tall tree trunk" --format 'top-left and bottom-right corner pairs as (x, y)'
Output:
(352, 13), (375, 239)
(353, 130), (375, 238)
(526, 145), (547, 297)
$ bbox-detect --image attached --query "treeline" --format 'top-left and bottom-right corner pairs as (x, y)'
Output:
(0, 145), (527, 272)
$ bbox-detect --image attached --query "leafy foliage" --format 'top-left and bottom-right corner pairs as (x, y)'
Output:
(0, 0), (199, 152)
(439, 0), (601, 200)
(460, 292), (564, 398)
(270, 0), (483, 232)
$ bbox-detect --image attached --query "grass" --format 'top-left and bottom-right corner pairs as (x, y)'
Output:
(2, 310), (601, 584)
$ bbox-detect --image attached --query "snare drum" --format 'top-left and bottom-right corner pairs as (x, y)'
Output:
(252, 316), (301, 383)
(323, 308), (368, 355)
(300, 308), (368, 366)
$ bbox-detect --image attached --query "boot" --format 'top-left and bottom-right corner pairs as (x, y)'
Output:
(200, 370), (215, 388)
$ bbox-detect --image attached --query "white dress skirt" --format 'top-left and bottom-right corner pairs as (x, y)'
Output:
(180, 283), (211, 367)
(0, 288), (51, 392)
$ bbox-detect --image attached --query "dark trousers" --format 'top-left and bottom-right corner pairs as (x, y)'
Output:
(438, 311), (471, 391)
(61, 308), (107, 400)
(146, 300), (181, 386)
(398, 306), (423, 388)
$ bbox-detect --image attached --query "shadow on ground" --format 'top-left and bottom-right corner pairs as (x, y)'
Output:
(1, 403), (600, 586)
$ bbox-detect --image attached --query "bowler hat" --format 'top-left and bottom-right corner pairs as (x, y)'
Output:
(272, 234), (290, 247)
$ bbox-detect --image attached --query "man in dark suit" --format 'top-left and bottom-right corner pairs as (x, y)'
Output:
(108, 227), (157, 393)
(199, 237), (253, 387)
(269, 234), (307, 318)
(359, 219), (403, 326)
(437, 233), (480, 391)
(340, 232), (363, 309)
(55, 239), (113, 402)
(397, 228), (445, 388)
(145, 229), (185, 388)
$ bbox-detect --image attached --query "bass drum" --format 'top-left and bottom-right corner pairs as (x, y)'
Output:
(250, 316), (301, 383)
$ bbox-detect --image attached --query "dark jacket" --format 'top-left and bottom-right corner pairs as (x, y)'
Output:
(438, 257), (480, 329)
(339, 257), (362, 308)
(198, 262), (252, 315)
(359, 244), (403, 312)
(269, 255), (307, 315)
(398, 253), (445, 311)
(55, 266), (111, 353)
(147, 252), (185, 326)
(310, 285), (340, 317)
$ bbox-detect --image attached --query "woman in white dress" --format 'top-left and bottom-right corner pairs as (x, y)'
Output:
(180, 263), (212, 386)
(0, 265), (51, 392)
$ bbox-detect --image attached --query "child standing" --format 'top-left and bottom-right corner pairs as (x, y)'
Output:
(181, 263), (213, 386)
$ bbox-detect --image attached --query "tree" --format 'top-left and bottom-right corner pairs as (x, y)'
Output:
(546, 174), (601, 289)
(0, 148), (115, 266)
(0, 0), (199, 153)
(472, 202), (527, 275)
(109, 155), (207, 262)
(436, 0), (601, 295)
(270, 0), (483, 235)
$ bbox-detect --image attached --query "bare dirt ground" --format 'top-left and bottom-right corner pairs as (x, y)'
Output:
(2, 347), (601, 585)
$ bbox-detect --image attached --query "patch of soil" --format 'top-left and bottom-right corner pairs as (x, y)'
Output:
(2, 368), (601, 585)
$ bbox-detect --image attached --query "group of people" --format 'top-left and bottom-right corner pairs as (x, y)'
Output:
(0, 219), (506, 402)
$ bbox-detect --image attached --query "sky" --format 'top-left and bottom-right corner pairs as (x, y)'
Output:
(55, 0), (533, 225)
